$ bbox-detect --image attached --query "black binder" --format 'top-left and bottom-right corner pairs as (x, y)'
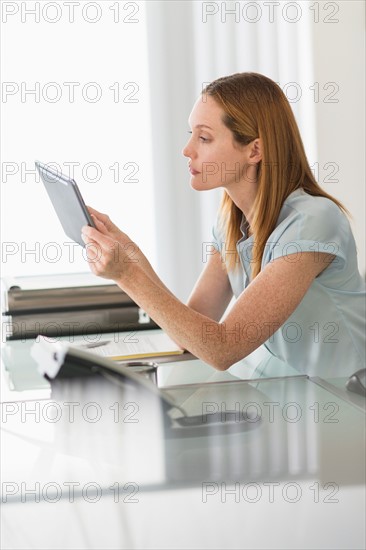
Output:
(1, 275), (157, 340)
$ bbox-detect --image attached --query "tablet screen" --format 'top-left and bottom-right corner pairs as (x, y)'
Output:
(36, 161), (96, 247)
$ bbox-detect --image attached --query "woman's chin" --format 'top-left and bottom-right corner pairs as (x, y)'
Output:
(189, 176), (217, 191)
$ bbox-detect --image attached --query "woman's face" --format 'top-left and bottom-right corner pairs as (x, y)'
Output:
(183, 95), (258, 191)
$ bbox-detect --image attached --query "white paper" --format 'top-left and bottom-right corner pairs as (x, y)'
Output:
(72, 332), (184, 360)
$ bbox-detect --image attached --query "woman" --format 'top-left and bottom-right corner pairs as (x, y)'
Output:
(82, 72), (365, 377)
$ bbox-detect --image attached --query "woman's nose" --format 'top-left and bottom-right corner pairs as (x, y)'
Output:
(182, 143), (189, 158)
(182, 139), (194, 158)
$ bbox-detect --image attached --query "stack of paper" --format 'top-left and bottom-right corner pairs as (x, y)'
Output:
(72, 332), (184, 361)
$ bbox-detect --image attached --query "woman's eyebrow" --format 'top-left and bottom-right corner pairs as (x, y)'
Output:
(195, 124), (213, 130)
(188, 119), (213, 130)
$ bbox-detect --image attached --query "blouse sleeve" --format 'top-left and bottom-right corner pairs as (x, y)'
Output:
(211, 222), (221, 253)
(265, 198), (351, 272)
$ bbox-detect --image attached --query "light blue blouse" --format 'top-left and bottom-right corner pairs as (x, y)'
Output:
(212, 188), (366, 377)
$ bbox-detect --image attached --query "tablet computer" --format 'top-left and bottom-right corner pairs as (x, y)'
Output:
(35, 161), (96, 247)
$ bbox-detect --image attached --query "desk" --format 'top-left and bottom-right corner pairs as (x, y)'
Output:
(1, 333), (365, 549)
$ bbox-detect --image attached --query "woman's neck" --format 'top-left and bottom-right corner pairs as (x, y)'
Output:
(225, 177), (259, 229)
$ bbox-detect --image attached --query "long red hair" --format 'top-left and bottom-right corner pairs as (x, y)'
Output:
(203, 73), (348, 279)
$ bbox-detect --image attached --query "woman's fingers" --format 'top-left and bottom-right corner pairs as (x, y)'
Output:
(87, 205), (105, 218)
(82, 224), (112, 247)
(90, 215), (109, 235)
(87, 205), (111, 226)
(81, 224), (134, 281)
(87, 206), (120, 235)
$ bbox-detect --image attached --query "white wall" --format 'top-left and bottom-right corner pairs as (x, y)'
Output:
(312, 0), (365, 274)
(1, 1), (364, 292)
(0, 2), (156, 280)
(147, 1), (366, 301)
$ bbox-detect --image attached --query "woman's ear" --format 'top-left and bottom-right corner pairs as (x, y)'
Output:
(249, 138), (262, 163)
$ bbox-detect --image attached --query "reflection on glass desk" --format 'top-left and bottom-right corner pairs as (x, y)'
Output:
(2, 365), (364, 490)
(1, 336), (365, 550)
(1, 329), (302, 398)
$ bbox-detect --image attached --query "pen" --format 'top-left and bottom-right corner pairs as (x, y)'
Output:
(82, 340), (111, 349)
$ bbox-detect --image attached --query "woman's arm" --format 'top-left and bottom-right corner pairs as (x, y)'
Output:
(88, 207), (233, 319)
(87, 207), (175, 295)
(186, 249), (233, 321)
(81, 215), (334, 370)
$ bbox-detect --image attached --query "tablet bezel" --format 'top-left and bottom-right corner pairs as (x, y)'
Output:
(35, 161), (96, 247)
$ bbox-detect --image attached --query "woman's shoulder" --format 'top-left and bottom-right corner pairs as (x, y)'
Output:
(283, 188), (345, 219)
(261, 189), (357, 277)
(267, 188), (355, 261)
(277, 188), (349, 234)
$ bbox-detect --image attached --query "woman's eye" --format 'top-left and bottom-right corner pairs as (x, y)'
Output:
(187, 131), (210, 142)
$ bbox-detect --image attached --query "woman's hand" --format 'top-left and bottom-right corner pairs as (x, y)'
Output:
(81, 208), (141, 284)
(87, 206), (124, 241)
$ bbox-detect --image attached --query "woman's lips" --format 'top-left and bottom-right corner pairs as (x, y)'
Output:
(189, 167), (200, 175)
